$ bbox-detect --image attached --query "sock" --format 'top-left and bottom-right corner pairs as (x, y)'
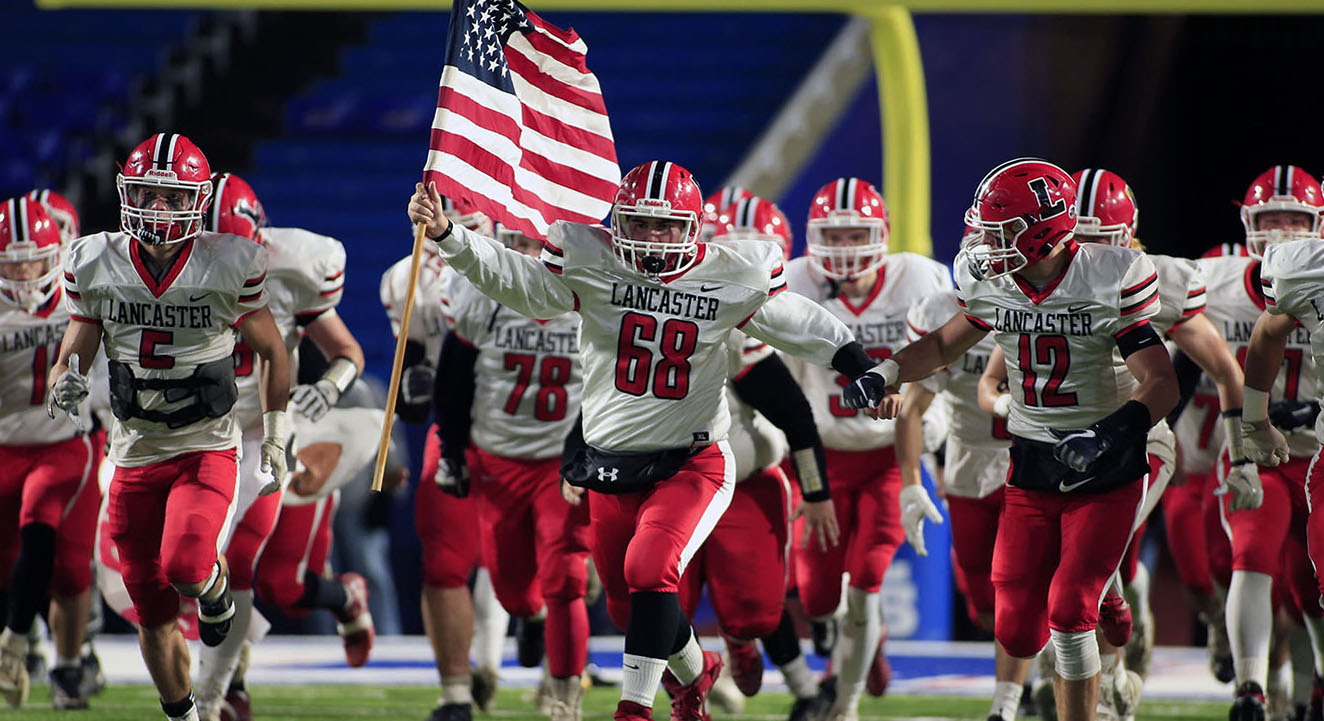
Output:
(1291, 627), (1315, 707)
(1100, 650), (1119, 675)
(197, 590), (254, 702)
(55, 655), (78, 669)
(441, 674), (473, 705)
(761, 610), (802, 667)
(7, 524), (56, 635)
(668, 627), (704, 686)
(1301, 614), (1324, 676)
(832, 588), (880, 712)
(472, 568), (510, 671)
(1267, 657), (1291, 706)
(1227, 570), (1273, 688)
(990, 680), (1024, 721)
(780, 655), (818, 699)
(161, 690), (198, 721)
(622, 653), (668, 708)
(295, 571), (348, 611)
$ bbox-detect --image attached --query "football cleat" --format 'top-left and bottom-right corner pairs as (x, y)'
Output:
(473, 666), (498, 712)
(661, 650), (722, 721)
(334, 573), (375, 668)
(1230, 681), (1268, 721)
(49, 665), (88, 710)
(517, 617), (546, 668)
(0, 632), (29, 708)
(725, 639), (763, 697)
(614, 700), (654, 721)
(428, 702), (473, 721)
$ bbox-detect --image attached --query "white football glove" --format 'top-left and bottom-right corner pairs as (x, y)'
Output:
(899, 484), (943, 557)
(291, 380), (340, 423)
(1216, 460), (1265, 513)
(992, 393), (1013, 419)
(48, 353), (90, 432)
(1242, 420), (1290, 467)
(257, 410), (291, 496)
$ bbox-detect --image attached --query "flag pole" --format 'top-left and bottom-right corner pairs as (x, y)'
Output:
(372, 221), (429, 492)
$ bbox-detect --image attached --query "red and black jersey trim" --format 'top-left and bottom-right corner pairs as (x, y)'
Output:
(318, 284), (343, 297)
(238, 291), (263, 304)
(965, 314), (993, 331)
(243, 272), (266, 288)
(1121, 272), (1158, 298)
(1120, 288), (1160, 316)
(324, 270), (344, 282)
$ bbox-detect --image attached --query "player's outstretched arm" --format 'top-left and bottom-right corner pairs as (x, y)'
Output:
(1169, 313), (1243, 416)
(891, 313), (989, 385)
(408, 182), (575, 319)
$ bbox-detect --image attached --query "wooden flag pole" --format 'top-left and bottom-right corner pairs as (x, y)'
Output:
(372, 221), (429, 492)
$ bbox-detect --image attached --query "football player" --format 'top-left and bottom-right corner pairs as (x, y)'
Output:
(0, 198), (103, 709)
(781, 177), (950, 721)
(380, 199), (509, 719)
(433, 226), (589, 721)
(407, 161), (876, 721)
(193, 173), (368, 721)
(1193, 166), (1324, 721)
(867, 158), (1178, 721)
(1241, 228), (1324, 721)
(49, 133), (292, 721)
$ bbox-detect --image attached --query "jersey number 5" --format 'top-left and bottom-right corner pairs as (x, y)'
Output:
(139, 330), (175, 370)
(615, 312), (699, 400)
(1017, 333), (1076, 407)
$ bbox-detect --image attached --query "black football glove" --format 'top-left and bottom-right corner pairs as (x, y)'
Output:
(435, 455), (470, 498)
(1268, 399), (1320, 433)
(1049, 427), (1114, 473)
(841, 371), (888, 410)
(401, 362), (436, 406)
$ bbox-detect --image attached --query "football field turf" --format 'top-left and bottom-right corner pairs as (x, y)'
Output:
(5, 685), (1225, 721)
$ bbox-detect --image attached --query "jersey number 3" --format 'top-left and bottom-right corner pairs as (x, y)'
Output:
(615, 312), (698, 400)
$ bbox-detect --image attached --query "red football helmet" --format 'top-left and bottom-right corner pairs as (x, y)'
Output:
(1070, 168), (1137, 247)
(1240, 165), (1324, 258)
(440, 195), (493, 237)
(611, 161), (703, 277)
(963, 158), (1077, 280)
(25, 189), (80, 246)
(700, 186), (753, 242)
(117, 133), (213, 246)
(1201, 242), (1250, 258)
(714, 196), (792, 259)
(806, 178), (889, 280)
(0, 197), (63, 312)
(208, 173), (267, 243)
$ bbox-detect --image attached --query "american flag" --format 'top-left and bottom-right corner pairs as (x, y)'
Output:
(423, 0), (620, 239)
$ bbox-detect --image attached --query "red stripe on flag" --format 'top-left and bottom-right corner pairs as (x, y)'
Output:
(526, 11), (580, 46)
(504, 47), (605, 114)
(520, 27), (589, 73)
(435, 89), (615, 162)
(431, 132), (601, 225)
(520, 103), (615, 160)
(429, 121), (617, 203)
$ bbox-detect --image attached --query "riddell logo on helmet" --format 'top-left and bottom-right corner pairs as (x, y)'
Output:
(144, 169), (178, 180)
(635, 198), (672, 211)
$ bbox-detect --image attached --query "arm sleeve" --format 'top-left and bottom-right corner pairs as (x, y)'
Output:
(1165, 349), (1206, 426)
(433, 330), (478, 460)
(731, 354), (830, 501)
(739, 291), (855, 368)
(430, 224), (576, 319)
(231, 246), (270, 328)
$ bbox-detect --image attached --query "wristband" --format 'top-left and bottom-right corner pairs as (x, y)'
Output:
(321, 356), (360, 396)
(1222, 409), (1246, 462)
(877, 358), (900, 388)
(1243, 387), (1270, 424)
(263, 409), (291, 445)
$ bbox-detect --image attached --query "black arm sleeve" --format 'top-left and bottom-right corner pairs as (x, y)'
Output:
(393, 340), (431, 425)
(1165, 350), (1205, 426)
(1114, 320), (1164, 359)
(561, 412), (586, 472)
(731, 354), (830, 502)
(830, 341), (874, 379)
(434, 331), (478, 461)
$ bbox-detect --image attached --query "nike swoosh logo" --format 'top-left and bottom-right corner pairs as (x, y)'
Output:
(189, 293), (209, 302)
(624, 664), (640, 670)
(1059, 477), (1094, 492)
(699, 284), (722, 292)
(1066, 303), (1090, 313)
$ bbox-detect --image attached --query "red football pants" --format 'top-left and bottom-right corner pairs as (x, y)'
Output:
(992, 480), (1145, 658)
(417, 427), (480, 589)
(679, 467), (791, 641)
(226, 491), (282, 591)
(255, 494), (335, 616)
(947, 487), (1005, 628)
(590, 443), (734, 631)
(1119, 454), (1165, 585)
(1162, 469), (1218, 597)
(472, 447), (591, 678)
(1221, 454), (1321, 617)
(0, 433), (102, 598)
(795, 447), (903, 618)
(106, 448), (238, 628)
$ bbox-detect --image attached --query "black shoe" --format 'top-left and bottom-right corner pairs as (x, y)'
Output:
(789, 694), (828, 721)
(428, 702), (473, 721)
(517, 617), (546, 668)
(1020, 681), (1038, 716)
(80, 647), (106, 696)
(24, 651), (46, 678)
(471, 667), (497, 712)
(1213, 655), (1237, 685)
(811, 620), (837, 657)
(198, 590), (236, 648)
(50, 665), (88, 710)
(817, 675), (838, 707)
(1231, 681), (1267, 721)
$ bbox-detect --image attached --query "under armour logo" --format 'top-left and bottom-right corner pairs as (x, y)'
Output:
(598, 467), (619, 483)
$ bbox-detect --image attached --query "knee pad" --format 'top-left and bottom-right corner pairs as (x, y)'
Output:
(1051, 628), (1101, 681)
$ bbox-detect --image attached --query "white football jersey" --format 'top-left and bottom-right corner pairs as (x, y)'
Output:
(233, 227), (347, 430)
(445, 274), (582, 460)
(380, 246), (455, 362)
(428, 222), (854, 452)
(1197, 254), (1319, 458)
(0, 290), (84, 444)
(783, 253), (952, 451)
(64, 231), (268, 467)
(1261, 240), (1324, 446)
(1146, 254), (1207, 336)
(722, 329), (787, 482)
(956, 242), (1160, 443)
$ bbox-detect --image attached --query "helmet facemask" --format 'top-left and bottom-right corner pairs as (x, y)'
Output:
(1242, 205), (1322, 259)
(1073, 215), (1132, 247)
(963, 206), (1031, 280)
(611, 199), (699, 279)
(0, 244), (60, 312)
(806, 215), (887, 281)
(118, 174), (211, 246)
